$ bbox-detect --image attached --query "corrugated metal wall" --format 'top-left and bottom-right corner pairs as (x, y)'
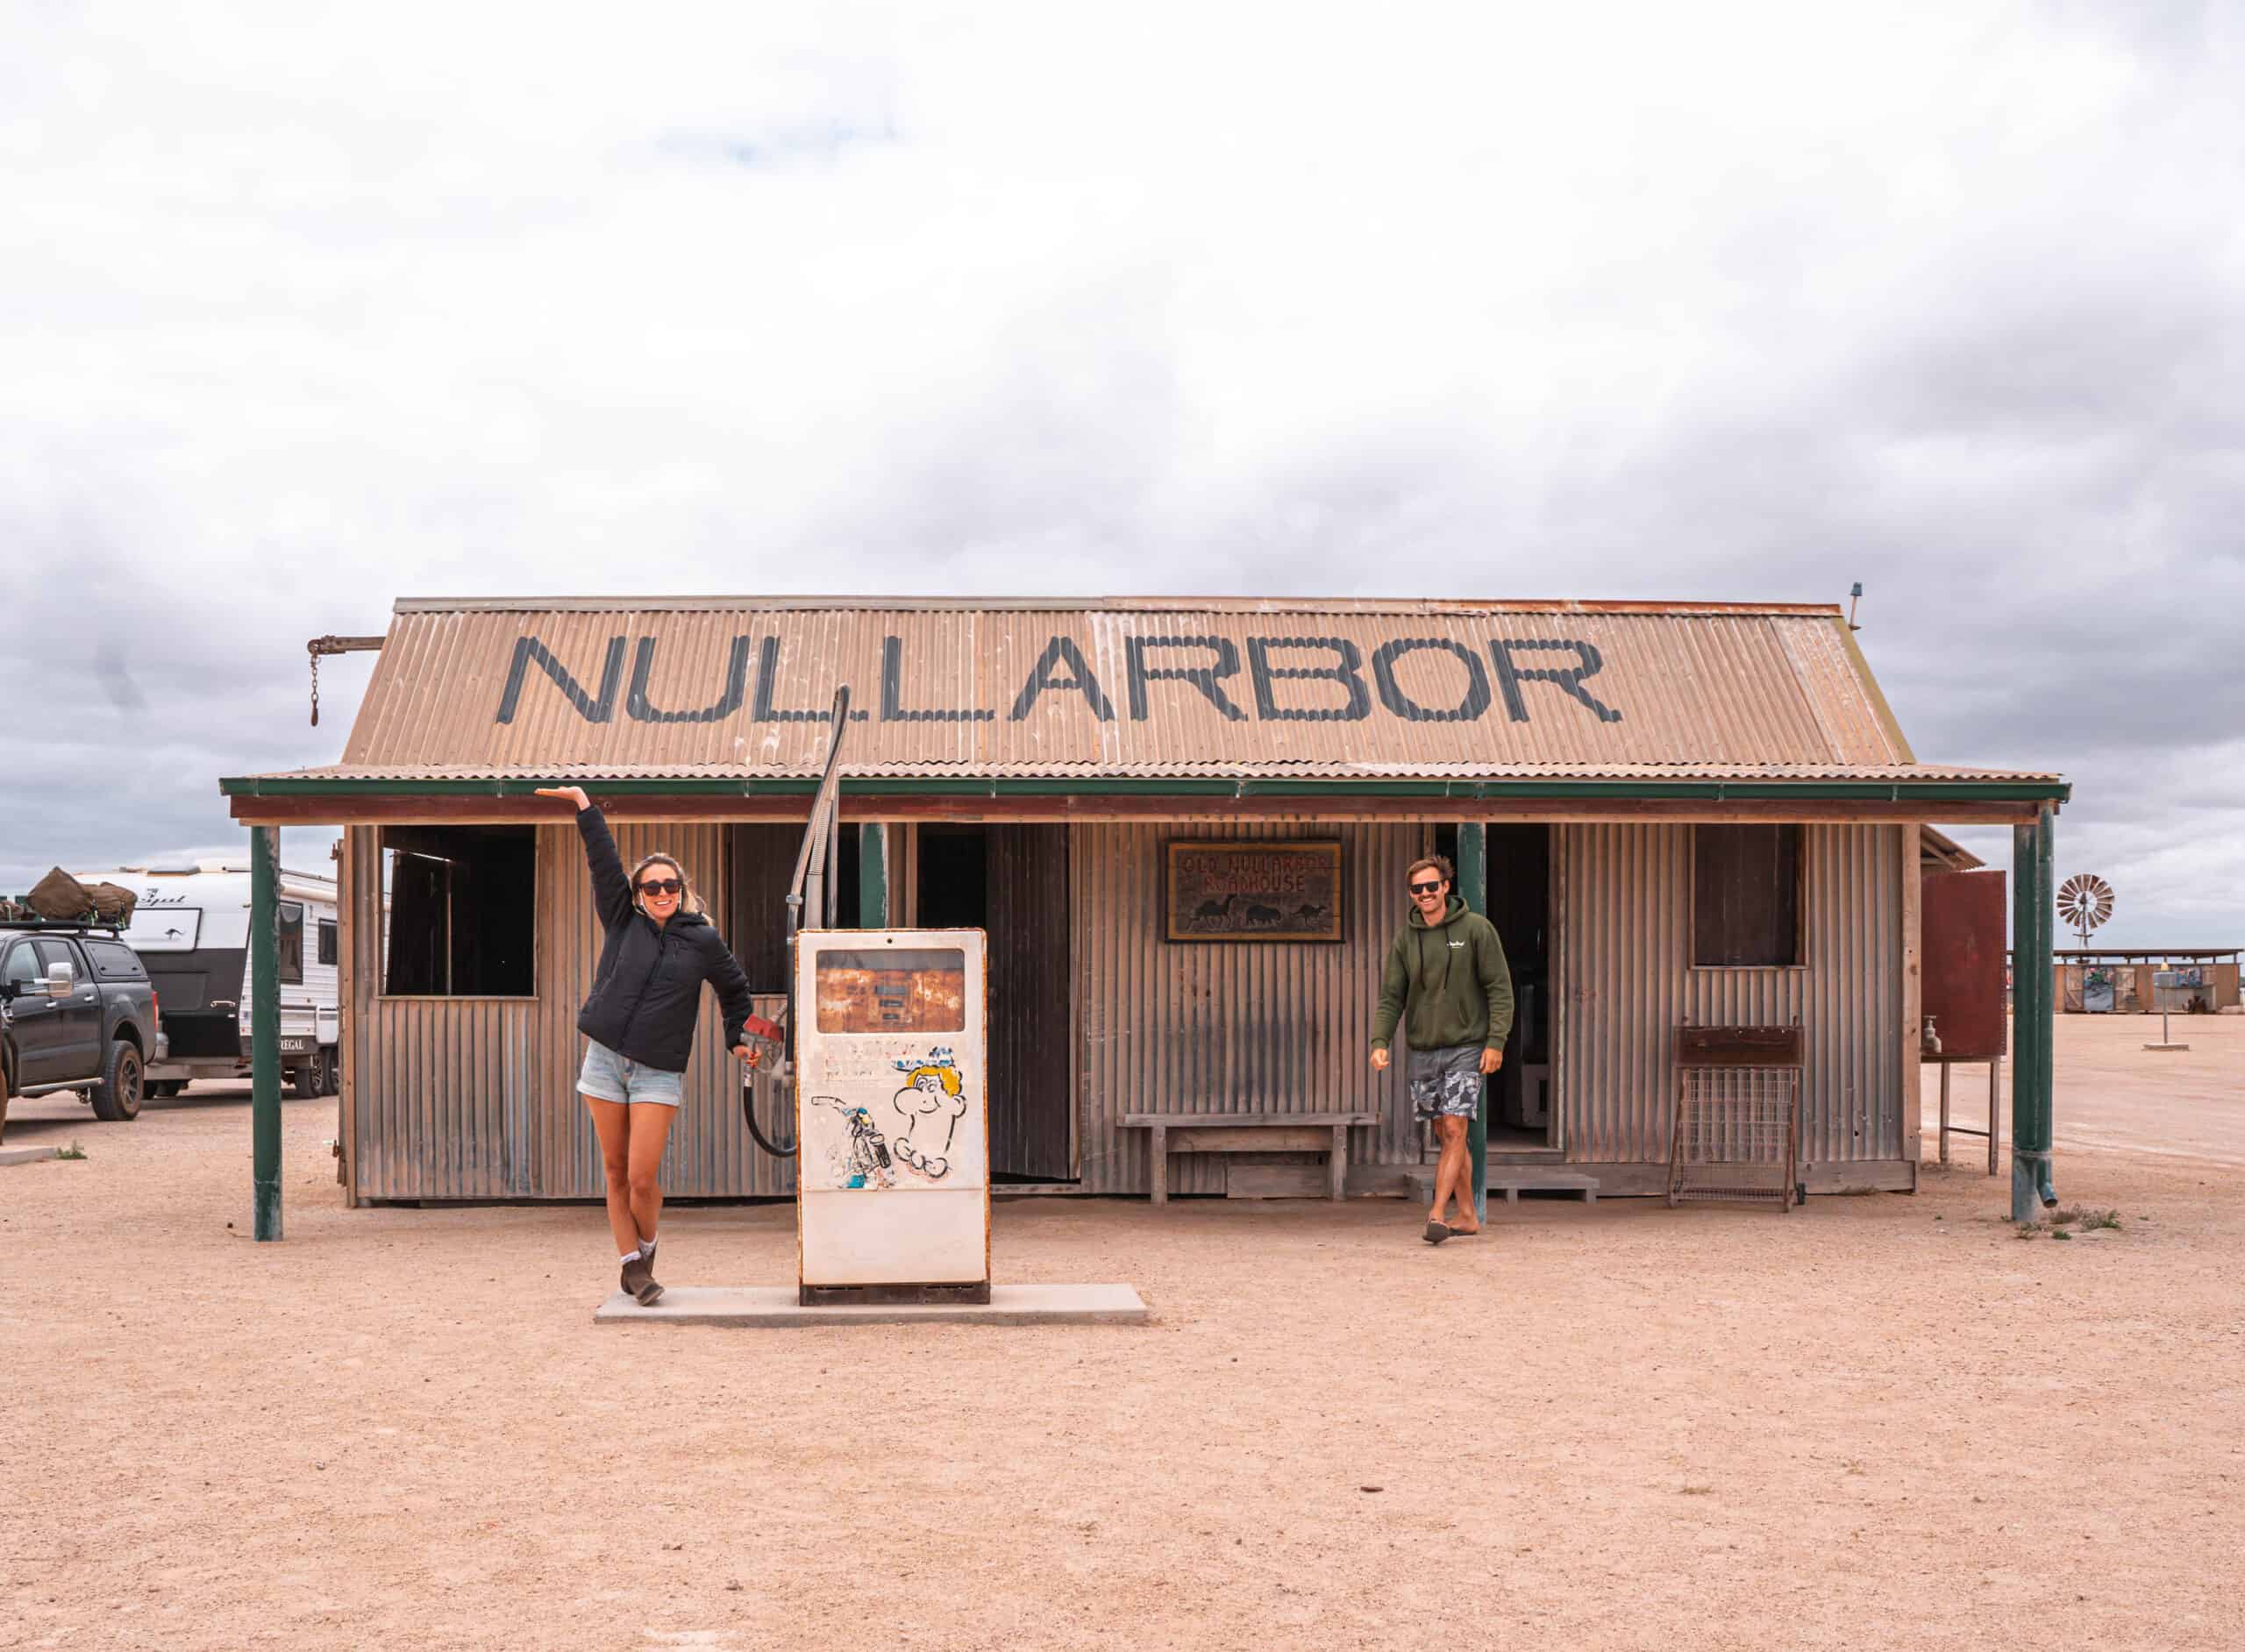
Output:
(1072, 821), (1427, 1195)
(1554, 823), (1902, 1168)
(344, 815), (1905, 1199)
(347, 822), (793, 1200)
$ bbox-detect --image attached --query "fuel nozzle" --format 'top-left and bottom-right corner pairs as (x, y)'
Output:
(739, 1012), (786, 1071)
(738, 1011), (797, 1158)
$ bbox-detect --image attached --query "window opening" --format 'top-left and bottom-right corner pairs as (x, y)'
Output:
(380, 826), (537, 996)
(1693, 825), (1803, 968)
(278, 902), (305, 986)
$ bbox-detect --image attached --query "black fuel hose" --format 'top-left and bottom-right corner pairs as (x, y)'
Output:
(741, 1066), (797, 1157)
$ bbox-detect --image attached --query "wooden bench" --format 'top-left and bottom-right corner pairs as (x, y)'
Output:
(1120, 1112), (1379, 1204)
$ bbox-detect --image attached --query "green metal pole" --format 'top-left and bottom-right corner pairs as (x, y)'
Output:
(2009, 808), (2056, 1221)
(2031, 806), (2057, 1209)
(251, 825), (283, 1241)
(858, 822), (887, 928)
(1457, 822), (1489, 1222)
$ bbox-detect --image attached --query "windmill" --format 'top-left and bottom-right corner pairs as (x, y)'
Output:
(2056, 873), (2114, 950)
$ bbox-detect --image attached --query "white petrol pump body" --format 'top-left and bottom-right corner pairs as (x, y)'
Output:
(792, 929), (989, 1299)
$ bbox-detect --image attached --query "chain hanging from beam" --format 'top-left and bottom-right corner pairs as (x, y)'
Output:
(306, 635), (387, 726)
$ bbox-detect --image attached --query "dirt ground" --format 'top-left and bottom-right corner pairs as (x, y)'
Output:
(4, 1015), (2241, 1651)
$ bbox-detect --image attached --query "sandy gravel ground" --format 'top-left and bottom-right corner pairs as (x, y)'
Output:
(4, 1015), (2241, 1651)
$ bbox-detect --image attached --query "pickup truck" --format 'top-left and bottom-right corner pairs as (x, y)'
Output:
(0, 922), (164, 1135)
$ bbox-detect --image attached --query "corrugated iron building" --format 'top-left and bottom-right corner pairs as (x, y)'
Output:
(224, 596), (2070, 1205)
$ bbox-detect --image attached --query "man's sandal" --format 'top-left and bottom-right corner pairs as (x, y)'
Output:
(1422, 1221), (1450, 1245)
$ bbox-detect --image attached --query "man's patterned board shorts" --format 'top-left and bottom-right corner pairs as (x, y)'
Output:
(1408, 1043), (1483, 1122)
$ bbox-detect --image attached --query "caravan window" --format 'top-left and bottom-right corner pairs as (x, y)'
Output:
(277, 902), (305, 986)
(381, 827), (536, 997)
(317, 919), (338, 967)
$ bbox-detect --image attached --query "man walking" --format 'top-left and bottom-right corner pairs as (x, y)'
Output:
(1371, 854), (1514, 1243)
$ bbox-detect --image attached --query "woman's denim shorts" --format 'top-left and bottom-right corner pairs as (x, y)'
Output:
(577, 1039), (685, 1107)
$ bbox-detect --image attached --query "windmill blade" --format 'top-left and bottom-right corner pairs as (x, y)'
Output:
(2056, 873), (2115, 939)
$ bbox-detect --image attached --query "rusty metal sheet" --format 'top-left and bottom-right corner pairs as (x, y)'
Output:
(813, 951), (966, 1034)
(277, 598), (2064, 784)
(1921, 870), (2007, 1060)
(1675, 1025), (1806, 1066)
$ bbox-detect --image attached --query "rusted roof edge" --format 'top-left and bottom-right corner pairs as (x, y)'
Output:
(219, 773), (2071, 803)
(389, 595), (1852, 618)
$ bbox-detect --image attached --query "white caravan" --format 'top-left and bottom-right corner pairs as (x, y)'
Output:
(83, 861), (344, 1099)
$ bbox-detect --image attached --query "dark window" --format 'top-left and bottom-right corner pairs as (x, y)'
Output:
(317, 920), (338, 967)
(3, 943), (37, 987)
(277, 902), (305, 985)
(1693, 825), (1803, 968)
(84, 940), (146, 980)
(35, 939), (82, 976)
(916, 827), (987, 929)
(727, 823), (827, 993)
(381, 827), (537, 996)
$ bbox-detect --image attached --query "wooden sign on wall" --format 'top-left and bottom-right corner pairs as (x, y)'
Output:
(1165, 841), (1343, 943)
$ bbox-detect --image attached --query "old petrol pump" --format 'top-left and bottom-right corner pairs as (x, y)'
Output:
(738, 687), (992, 1306)
(791, 929), (988, 1304)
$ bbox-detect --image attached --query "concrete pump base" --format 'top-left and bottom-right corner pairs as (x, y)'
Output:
(595, 1282), (1149, 1327)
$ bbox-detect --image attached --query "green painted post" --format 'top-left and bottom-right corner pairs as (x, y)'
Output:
(250, 825), (283, 1241)
(858, 822), (887, 928)
(1457, 822), (1489, 1222)
(2030, 806), (2057, 1209)
(2009, 808), (2057, 1221)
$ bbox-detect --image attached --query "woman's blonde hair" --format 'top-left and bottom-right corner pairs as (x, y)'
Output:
(628, 851), (704, 915)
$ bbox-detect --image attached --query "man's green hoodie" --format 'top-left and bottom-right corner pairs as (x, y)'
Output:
(1371, 894), (1514, 1054)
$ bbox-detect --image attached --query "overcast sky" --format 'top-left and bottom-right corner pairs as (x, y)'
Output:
(4, 3), (2238, 948)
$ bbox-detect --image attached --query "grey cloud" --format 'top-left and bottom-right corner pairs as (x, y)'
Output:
(3, 4), (2240, 952)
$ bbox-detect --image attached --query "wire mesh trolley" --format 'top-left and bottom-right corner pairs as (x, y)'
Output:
(1666, 1025), (1804, 1212)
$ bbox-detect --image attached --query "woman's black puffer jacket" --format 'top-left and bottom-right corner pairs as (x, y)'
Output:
(574, 805), (755, 1072)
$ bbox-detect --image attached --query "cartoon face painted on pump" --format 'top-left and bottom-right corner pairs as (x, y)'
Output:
(889, 1054), (967, 1179)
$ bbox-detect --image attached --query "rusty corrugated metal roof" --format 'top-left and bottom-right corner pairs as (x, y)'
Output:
(262, 596), (2060, 784)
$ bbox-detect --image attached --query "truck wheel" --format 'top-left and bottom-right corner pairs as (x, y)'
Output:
(146, 1079), (183, 1100)
(290, 1057), (319, 1100)
(90, 1040), (145, 1122)
(319, 1046), (340, 1097)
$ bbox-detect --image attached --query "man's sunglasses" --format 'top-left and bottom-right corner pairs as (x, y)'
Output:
(1408, 879), (1443, 895)
(638, 878), (683, 896)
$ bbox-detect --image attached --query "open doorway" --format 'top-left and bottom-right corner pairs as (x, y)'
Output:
(916, 824), (1074, 1181)
(1437, 824), (1553, 1157)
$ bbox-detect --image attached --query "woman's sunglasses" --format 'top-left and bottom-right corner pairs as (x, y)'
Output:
(638, 878), (683, 897)
(1408, 879), (1443, 895)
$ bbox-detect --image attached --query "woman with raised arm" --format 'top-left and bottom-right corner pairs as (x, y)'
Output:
(537, 786), (758, 1306)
